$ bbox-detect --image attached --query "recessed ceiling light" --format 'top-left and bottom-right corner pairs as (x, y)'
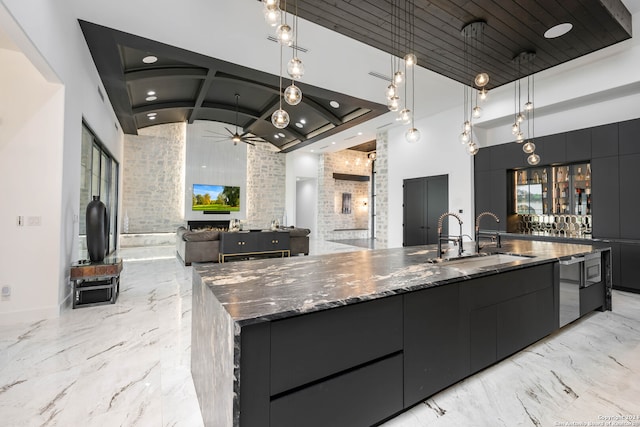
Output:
(149, 116), (156, 120)
(201, 165), (207, 168)
(147, 112), (157, 117)
(147, 90), (156, 96)
(143, 55), (158, 64)
(310, 149), (314, 153)
(357, 132), (363, 136)
(274, 134), (280, 139)
(278, 132), (285, 137)
(330, 101), (340, 108)
(146, 96), (157, 102)
(544, 23), (573, 39)
(295, 122), (303, 128)
(300, 118), (306, 124)
(332, 141), (336, 145)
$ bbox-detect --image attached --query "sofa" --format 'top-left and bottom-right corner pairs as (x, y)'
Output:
(176, 226), (311, 266)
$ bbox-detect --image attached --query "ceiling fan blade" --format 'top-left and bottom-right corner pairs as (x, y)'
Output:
(243, 140), (256, 146)
(224, 127), (236, 136)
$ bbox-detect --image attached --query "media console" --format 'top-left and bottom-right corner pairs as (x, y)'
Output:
(218, 231), (290, 263)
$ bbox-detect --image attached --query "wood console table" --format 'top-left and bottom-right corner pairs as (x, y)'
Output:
(219, 231), (290, 263)
(70, 258), (122, 308)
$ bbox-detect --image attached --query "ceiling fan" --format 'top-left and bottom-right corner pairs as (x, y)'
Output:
(204, 94), (266, 146)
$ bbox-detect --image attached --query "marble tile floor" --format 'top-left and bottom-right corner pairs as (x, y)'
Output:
(0, 242), (639, 427)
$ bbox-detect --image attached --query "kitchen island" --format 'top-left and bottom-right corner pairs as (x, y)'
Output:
(191, 240), (611, 427)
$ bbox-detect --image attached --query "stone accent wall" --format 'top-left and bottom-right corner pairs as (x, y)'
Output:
(374, 131), (389, 248)
(246, 142), (286, 229)
(317, 150), (372, 240)
(122, 123), (186, 233)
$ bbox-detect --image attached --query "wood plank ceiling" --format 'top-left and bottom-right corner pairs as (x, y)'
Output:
(286, 0), (632, 89)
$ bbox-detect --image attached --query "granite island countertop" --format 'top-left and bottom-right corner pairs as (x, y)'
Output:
(193, 239), (607, 326)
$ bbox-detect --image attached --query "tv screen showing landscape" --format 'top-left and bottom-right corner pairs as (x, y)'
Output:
(192, 184), (240, 212)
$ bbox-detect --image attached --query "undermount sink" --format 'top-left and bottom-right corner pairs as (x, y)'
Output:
(434, 253), (534, 269)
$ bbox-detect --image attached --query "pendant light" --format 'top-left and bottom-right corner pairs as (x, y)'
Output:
(284, 0), (303, 106)
(460, 21), (488, 155)
(404, 0), (421, 143)
(263, 0), (281, 27)
(272, 39), (290, 129)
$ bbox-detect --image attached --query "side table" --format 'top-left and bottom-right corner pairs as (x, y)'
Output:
(70, 258), (123, 308)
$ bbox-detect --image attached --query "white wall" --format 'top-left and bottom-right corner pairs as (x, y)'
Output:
(0, 0), (122, 323)
(387, 105), (475, 249)
(296, 179), (317, 231)
(286, 151), (319, 234)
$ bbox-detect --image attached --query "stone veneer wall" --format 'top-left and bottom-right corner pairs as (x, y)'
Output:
(122, 123), (186, 234)
(246, 142), (286, 229)
(317, 150), (372, 240)
(374, 130), (389, 248)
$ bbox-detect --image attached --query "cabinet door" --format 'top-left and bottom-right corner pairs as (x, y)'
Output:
(619, 243), (640, 292)
(619, 154), (640, 240)
(591, 156), (620, 238)
(591, 123), (618, 158)
(403, 175), (449, 246)
(259, 232), (289, 251)
(403, 284), (467, 407)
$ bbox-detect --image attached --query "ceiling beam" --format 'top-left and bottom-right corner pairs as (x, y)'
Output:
(189, 69), (217, 124)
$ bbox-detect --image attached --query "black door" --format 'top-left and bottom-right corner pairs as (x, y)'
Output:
(403, 175), (449, 246)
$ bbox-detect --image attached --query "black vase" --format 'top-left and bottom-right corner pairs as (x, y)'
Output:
(86, 195), (108, 262)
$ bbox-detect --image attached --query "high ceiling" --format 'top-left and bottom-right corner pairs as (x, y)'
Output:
(79, 0), (633, 153)
(288, 0), (632, 89)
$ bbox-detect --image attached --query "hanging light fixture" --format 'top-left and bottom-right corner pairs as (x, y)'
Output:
(284, 0), (303, 106)
(385, 0), (400, 111)
(404, 0), (420, 143)
(512, 51), (541, 165)
(272, 32), (290, 129)
(275, 4), (293, 46)
(263, 0), (281, 26)
(460, 20), (489, 155)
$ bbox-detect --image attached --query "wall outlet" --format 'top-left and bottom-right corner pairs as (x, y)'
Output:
(1, 286), (10, 300)
(27, 216), (41, 226)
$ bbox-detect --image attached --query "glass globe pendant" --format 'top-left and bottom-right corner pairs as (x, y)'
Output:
(459, 131), (470, 144)
(467, 142), (479, 155)
(398, 108), (411, 124)
(263, 0), (279, 8)
(385, 83), (397, 100)
(394, 70), (404, 85)
(264, 7), (281, 26)
(474, 72), (489, 87)
(479, 87), (488, 101)
(516, 112), (525, 123)
(276, 23), (293, 45)
(463, 120), (471, 132)
(511, 123), (519, 135)
(522, 141), (536, 154)
(516, 131), (524, 142)
(287, 57), (304, 80)
(524, 101), (533, 111)
(472, 105), (482, 118)
(284, 84), (302, 106)
(387, 96), (400, 112)
(406, 127), (421, 143)
(527, 153), (541, 165)
(271, 108), (290, 129)
(404, 53), (417, 66)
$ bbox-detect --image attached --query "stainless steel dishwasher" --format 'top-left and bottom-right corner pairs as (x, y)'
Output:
(559, 252), (602, 327)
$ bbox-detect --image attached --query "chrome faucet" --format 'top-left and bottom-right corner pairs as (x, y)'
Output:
(475, 211), (501, 253)
(437, 212), (464, 258)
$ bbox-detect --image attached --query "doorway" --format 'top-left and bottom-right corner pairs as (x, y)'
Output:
(296, 177), (316, 232)
(403, 175), (449, 246)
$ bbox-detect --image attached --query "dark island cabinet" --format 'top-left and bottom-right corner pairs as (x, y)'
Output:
(462, 263), (558, 374)
(403, 283), (468, 407)
(620, 243), (640, 292)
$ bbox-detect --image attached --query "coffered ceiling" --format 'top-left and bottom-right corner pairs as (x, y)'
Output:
(79, 0), (633, 153)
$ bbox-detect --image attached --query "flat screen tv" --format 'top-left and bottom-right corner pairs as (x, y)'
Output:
(192, 184), (240, 212)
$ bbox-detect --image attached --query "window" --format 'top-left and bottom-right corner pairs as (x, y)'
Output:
(79, 122), (119, 257)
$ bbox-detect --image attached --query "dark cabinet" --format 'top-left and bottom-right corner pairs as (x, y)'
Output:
(590, 156), (620, 238)
(619, 243), (640, 292)
(618, 118), (640, 155)
(403, 284), (467, 407)
(619, 154), (640, 240)
(591, 123), (618, 158)
(462, 263), (557, 374)
(539, 133), (567, 164)
(566, 128), (592, 162)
